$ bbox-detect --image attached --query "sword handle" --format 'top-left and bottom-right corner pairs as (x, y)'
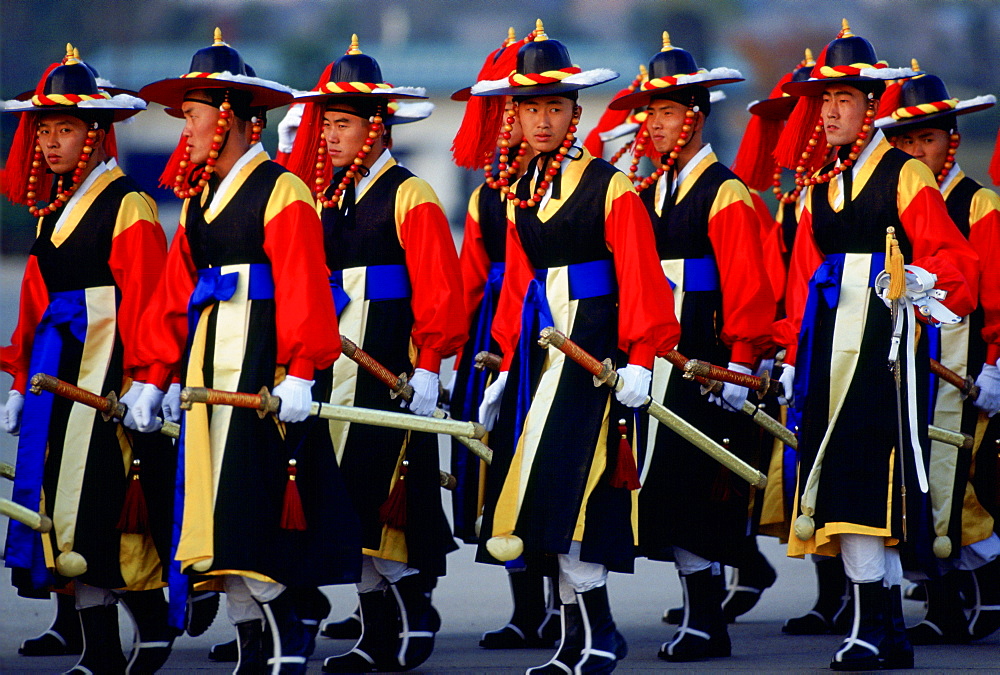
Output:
(474, 351), (502, 373)
(180, 386), (281, 419)
(341, 335), (414, 400)
(538, 327), (619, 390)
(30, 373), (125, 421)
(929, 358), (980, 401)
(678, 356), (781, 397)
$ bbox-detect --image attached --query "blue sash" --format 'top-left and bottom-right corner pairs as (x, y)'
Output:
(794, 253), (884, 412)
(924, 324), (941, 420)
(460, 262), (505, 422)
(329, 264), (411, 317)
(663, 256), (720, 292)
(515, 259), (617, 445)
(187, 264), (274, 341)
(6, 290), (90, 587)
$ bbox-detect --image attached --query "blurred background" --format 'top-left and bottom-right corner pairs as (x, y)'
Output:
(2, 0), (999, 253)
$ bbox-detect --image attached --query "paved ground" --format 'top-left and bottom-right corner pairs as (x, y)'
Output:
(2, 254), (999, 673)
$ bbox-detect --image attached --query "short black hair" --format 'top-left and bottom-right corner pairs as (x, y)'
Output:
(325, 96), (385, 121)
(184, 88), (255, 120)
(883, 113), (957, 138)
(650, 86), (711, 118)
(513, 90), (578, 104)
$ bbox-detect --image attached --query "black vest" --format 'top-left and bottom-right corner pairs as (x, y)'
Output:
(944, 175), (981, 239)
(477, 183), (508, 264)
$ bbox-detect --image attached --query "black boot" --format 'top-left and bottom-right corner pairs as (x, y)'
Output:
(830, 581), (888, 671)
(261, 590), (310, 674)
(575, 585), (627, 674)
(722, 553), (777, 623)
(883, 585), (914, 669)
(19, 592), (83, 656)
(907, 573), (972, 645)
(319, 602), (361, 640)
(661, 570), (724, 625)
(214, 622), (273, 663)
(658, 568), (730, 662)
(970, 556), (1000, 640)
(480, 569), (556, 649)
(234, 619), (266, 675)
(388, 574), (440, 671)
(121, 589), (176, 674)
(526, 602), (583, 674)
(783, 556), (851, 635)
(289, 586), (331, 657)
(65, 604), (127, 675)
(322, 590), (398, 673)
(185, 589), (220, 637)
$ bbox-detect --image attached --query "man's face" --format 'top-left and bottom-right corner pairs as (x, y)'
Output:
(515, 96), (577, 154)
(322, 106), (372, 169)
(890, 127), (951, 176)
(644, 99), (695, 155)
(821, 85), (871, 147)
(181, 93), (221, 166)
(36, 114), (90, 174)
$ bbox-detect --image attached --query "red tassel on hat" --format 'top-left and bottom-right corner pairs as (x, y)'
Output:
(104, 125), (119, 161)
(378, 459), (408, 529)
(117, 459), (150, 534)
(732, 113), (786, 191)
(989, 128), (1000, 187)
(158, 136), (191, 189)
(583, 86), (639, 159)
(773, 94), (825, 172)
(280, 459), (308, 531)
(609, 420), (641, 490)
(876, 79), (905, 121)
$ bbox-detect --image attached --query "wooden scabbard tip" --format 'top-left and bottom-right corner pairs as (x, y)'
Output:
(37, 515), (53, 534)
(932, 535), (952, 559)
(793, 514), (815, 541)
(486, 534), (524, 562)
(55, 551), (87, 577)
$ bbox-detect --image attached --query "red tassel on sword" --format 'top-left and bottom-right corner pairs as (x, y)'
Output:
(609, 419), (641, 490)
(378, 459), (408, 529)
(117, 459), (150, 534)
(280, 459), (307, 531)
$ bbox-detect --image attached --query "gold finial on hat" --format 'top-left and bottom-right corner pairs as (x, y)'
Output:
(803, 48), (815, 67)
(840, 18), (853, 38)
(347, 34), (362, 55)
(534, 19), (548, 41)
(911, 58), (921, 72)
(505, 27), (517, 47)
(661, 31), (673, 52)
(64, 43), (79, 65)
(639, 63), (648, 80)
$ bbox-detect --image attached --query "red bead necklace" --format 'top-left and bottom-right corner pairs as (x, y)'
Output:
(27, 125), (98, 218)
(316, 115), (383, 209)
(173, 100), (232, 200)
(506, 114), (580, 209)
(634, 106), (697, 193)
(484, 112), (525, 195)
(793, 103), (875, 189)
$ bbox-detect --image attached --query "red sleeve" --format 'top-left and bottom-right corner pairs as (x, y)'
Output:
(274, 150), (291, 167)
(459, 185), (492, 331)
(397, 176), (466, 373)
(772, 201), (824, 366)
(1, 255), (49, 394)
(492, 213), (535, 371)
(708, 180), (776, 364)
(139, 215), (198, 390)
(264, 172), (341, 379)
(107, 192), (168, 382)
(898, 159), (979, 322)
(752, 190), (787, 309)
(603, 173), (680, 368)
(969, 187), (1000, 365)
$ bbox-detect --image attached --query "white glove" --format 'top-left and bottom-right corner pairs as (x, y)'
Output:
(478, 370), (508, 432)
(277, 103), (304, 154)
(4, 390), (24, 435)
(778, 365), (795, 407)
(975, 364), (1000, 417)
(161, 382), (182, 423)
(615, 364), (652, 408)
(132, 384), (165, 433)
(119, 381), (145, 430)
(404, 368), (439, 417)
(709, 362), (751, 412)
(755, 358), (775, 380)
(272, 375), (314, 423)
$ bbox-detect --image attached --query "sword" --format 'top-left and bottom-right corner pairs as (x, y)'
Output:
(537, 327), (767, 488)
(1, 462), (13, 481)
(474, 351), (503, 373)
(29, 373), (179, 439)
(180, 386), (489, 442)
(885, 225), (911, 539)
(339, 334), (492, 469)
(1, 497), (53, 533)
(930, 358), (981, 402)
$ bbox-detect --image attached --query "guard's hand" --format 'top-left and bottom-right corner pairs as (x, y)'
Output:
(272, 375), (314, 423)
(615, 364), (651, 408)
(277, 103), (304, 154)
(3, 390), (24, 435)
(709, 362), (751, 412)
(132, 384), (165, 433)
(478, 370), (508, 432)
(975, 364), (1000, 417)
(778, 364), (795, 408)
(405, 368), (439, 417)
(119, 381), (145, 430)
(161, 382), (182, 423)
(755, 358), (775, 380)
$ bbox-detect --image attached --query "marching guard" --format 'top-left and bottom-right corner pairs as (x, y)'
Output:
(773, 21), (980, 670)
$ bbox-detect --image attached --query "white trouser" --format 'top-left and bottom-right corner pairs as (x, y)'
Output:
(356, 554), (418, 593)
(75, 582), (119, 610)
(556, 541), (608, 604)
(224, 575), (286, 624)
(840, 533), (902, 586)
(673, 546), (722, 576)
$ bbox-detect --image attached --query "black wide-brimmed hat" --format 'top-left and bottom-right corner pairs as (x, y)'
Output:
(293, 34), (426, 105)
(139, 28), (293, 111)
(471, 19), (617, 98)
(608, 31), (741, 111)
(781, 19), (912, 98)
(876, 68), (995, 131)
(1, 43), (145, 122)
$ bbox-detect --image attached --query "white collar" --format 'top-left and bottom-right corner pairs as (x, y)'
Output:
(657, 143), (713, 211)
(940, 161), (961, 194)
(356, 149), (392, 199)
(210, 143), (267, 213)
(538, 140), (583, 211)
(833, 129), (884, 210)
(53, 161), (110, 234)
